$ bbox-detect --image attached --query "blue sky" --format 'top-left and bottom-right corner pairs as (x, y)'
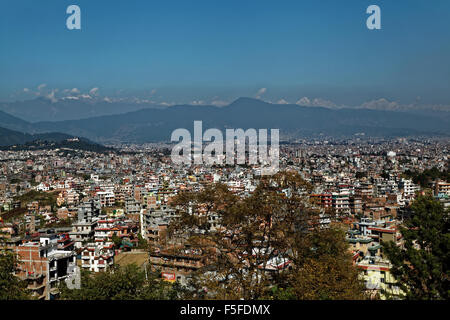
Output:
(1, 0), (449, 107)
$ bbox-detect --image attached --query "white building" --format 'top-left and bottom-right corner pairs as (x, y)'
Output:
(80, 242), (115, 272)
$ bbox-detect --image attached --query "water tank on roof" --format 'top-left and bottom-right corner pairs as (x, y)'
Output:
(387, 151), (396, 157)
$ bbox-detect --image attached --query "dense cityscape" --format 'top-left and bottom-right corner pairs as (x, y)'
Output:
(1, 1), (449, 310)
(1, 137), (448, 300)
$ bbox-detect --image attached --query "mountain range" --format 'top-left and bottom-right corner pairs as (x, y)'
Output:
(0, 98), (449, 144)
(0, 97), (163, 122)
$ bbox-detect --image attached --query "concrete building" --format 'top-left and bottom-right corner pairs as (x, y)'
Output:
(15, 234), (77, 300)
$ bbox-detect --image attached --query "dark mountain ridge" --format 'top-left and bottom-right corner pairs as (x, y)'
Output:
(1, 98), (448, 143)
(0, 126), (111, 152)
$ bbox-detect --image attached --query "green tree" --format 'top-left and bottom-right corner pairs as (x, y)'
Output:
(383, 195), (449, 299)
(381, 171), (390, 180)
(355, 171), (367, 179)
(111, 234), (122, 248)
(277, 225), (366, 300)
(59, 264), (181, 300)
(137, 234), (148, 249)
(0, 251), (31, 300)
(169, 171), (366, 300)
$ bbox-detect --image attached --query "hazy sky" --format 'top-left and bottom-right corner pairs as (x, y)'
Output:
(1, 0), (449, 107)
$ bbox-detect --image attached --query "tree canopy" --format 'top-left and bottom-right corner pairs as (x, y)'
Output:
(59, 264), (182, 300)
(383, 195), (449, 299)
(0, 251), (31, 300)
(167, 171), (366, 300)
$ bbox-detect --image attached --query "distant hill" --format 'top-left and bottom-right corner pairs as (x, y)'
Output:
(0, 127), (31, 146)
(30, 98), (450, 143)
(1, 98), (449, 143)
(0, 97), (164, 122)
(0, 126), (112, 152)
(0, 127), (78, 146)
(0, 110), (33, 133)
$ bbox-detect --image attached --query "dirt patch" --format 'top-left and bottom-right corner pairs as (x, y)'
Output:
(115, 251), (148, 267)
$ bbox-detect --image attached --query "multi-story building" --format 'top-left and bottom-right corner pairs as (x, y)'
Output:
(349, 197), (363, 215)
(355, 183), (374, 199)
(332, 191), (350, 214)
(97, 191), (115, 207)
(77, 200), (101, 223)
(69, 220), (97, 249)
(14, 234), (77, 300)
(434, 180), (450, 196)
(149, 246), (203, 285)
(399, 178), (419, 198)
(357, 255), (402, 299)
(310, 193), (332, 208)
(125, 197), (141, 215)
(80, 242), (115, 272)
